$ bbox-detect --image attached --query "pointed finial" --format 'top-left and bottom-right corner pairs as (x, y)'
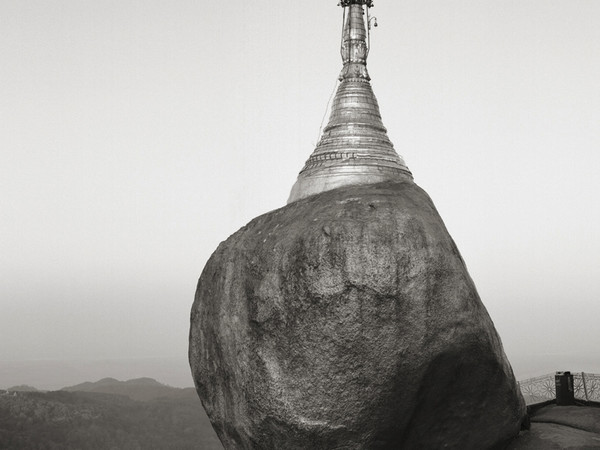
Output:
(339, 0), (374, 7)
(339, 0), (371, 81)
(288, 2), (412, 204)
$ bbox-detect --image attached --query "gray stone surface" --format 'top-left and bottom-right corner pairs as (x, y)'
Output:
(531, 404), (600, 435)
(507, 405), (600, 449)
(508, 423), (600, 449)
(190, 181), (527, 449)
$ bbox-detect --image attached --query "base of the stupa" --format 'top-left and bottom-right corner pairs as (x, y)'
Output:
(288, 165), (413, 203)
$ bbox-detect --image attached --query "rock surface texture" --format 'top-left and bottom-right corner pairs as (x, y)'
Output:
(190, 181), (527, 449)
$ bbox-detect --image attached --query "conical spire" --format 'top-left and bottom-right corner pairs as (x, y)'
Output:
(288, 1), (412, 203)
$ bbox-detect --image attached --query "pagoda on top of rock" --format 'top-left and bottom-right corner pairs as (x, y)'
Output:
(288, 0), (412, 203)
(191, 2), (527, 448)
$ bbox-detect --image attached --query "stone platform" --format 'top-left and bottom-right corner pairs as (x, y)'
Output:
(508, 403), (600, 449)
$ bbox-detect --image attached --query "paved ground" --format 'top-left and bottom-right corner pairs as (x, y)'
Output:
(507, 404), (600, 449)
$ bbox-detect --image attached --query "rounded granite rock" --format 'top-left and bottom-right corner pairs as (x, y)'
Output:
(189, 181), (527, 449)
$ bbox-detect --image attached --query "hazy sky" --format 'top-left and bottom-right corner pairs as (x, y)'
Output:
(2, 0), (599, 379)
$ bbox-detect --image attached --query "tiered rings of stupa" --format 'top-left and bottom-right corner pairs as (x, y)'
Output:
(288, 1), (412, 203)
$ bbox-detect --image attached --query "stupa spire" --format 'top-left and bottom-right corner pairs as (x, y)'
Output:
(339, 0), (372, 82)
(288, 0), (412, 203)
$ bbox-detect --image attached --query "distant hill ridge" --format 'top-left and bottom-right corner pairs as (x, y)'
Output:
(62, 377), (196, 402)
(0, 381), (221, 449)
(6, 385), (39, 392)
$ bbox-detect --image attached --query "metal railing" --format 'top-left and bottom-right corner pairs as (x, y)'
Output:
(518, 372), (600, 405)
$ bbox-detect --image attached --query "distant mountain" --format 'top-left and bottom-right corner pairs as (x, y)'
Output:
(0, 381), (223, 449)
(0, 357), (194, 391)
(62, 377), (194, 402)
(7, 385), (39, 392)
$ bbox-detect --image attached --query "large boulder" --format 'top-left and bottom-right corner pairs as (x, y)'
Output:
(189, 181), (527, 449)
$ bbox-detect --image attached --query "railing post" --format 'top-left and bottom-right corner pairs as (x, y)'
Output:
(582, 372), (589, 402)
(555, 371), (575, 406)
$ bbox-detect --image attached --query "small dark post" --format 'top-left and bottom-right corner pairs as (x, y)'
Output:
(555, 371), (575, 405)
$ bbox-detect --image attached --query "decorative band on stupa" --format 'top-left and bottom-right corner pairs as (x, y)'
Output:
(288, 0), (413, 203)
